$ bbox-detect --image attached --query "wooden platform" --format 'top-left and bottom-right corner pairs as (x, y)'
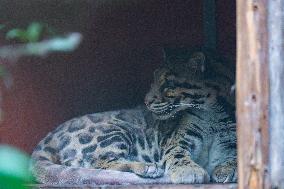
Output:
(29, 183), (237, 189)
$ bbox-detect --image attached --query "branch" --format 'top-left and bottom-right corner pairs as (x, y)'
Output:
(0, 32), (82, 61)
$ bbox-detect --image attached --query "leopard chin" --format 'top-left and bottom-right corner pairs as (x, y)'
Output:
(152, 110), (177, 120)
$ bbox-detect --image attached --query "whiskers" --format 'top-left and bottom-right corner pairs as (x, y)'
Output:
(151, 106), (170, 114)
(151, 102), (169, 109)
(148, 101), (203, 117)
(173, 103), (203, 109)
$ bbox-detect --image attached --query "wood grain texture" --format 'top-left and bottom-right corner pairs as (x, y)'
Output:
(237, 0), (270, 189)
(29, 183), (237, 189)
(268, 0), (284, 188)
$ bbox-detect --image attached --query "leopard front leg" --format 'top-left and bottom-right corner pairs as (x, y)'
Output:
(163, 146), (209, 184)
(96, 158), (164, 178)
(209, 123), (237, 183)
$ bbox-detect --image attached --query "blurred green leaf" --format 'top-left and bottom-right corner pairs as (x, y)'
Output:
(6, 29), (28, 42)
(26, 22), (44, 42)
(5, 22), (45, 43)
(0, 174), (28, 189)
(0, 145), (34, 189)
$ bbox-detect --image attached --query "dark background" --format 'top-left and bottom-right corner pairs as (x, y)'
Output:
(0, 0), (236, 153)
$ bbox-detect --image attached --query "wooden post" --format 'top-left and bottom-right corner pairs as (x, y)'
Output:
(268, 0), (284, 188)
(237, 0), (270, 189)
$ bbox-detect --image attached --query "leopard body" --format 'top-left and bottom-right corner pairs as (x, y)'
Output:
(31, 49), (237, 185)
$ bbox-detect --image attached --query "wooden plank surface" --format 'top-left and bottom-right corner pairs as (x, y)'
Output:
(29, 183), (237, 189)
(237, 0), (270, 189)
(268, 0), (284, 188)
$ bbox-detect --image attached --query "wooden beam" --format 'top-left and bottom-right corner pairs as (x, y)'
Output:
(237, 0), (270, 189)
(268, 0), (284, 188)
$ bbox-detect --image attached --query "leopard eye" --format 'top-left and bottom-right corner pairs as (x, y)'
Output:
(164, 88), (176, 98)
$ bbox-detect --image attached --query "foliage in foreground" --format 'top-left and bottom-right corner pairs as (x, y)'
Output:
(0, 22), (82, 189)
(0, 145), (35, 189)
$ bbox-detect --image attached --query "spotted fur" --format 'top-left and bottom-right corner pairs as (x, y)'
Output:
(30, 50), (237, 185)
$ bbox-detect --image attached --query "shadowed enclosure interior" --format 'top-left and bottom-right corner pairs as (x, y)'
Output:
(0, 0), (236, 175)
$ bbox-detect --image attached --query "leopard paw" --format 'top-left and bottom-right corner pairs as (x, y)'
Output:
(135, 163), (164, 178)
(212, 161), (237, 183)
(169, 162), (209, 184)
(144, 163), (164, 178)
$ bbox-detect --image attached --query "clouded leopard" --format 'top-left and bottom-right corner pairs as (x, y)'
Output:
(31, 49), (237, 185)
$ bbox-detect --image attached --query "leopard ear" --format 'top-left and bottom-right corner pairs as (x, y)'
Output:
(153, 68), (161, 82)
(153, 68), (168, 83)
(190, 52), (206, 62)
